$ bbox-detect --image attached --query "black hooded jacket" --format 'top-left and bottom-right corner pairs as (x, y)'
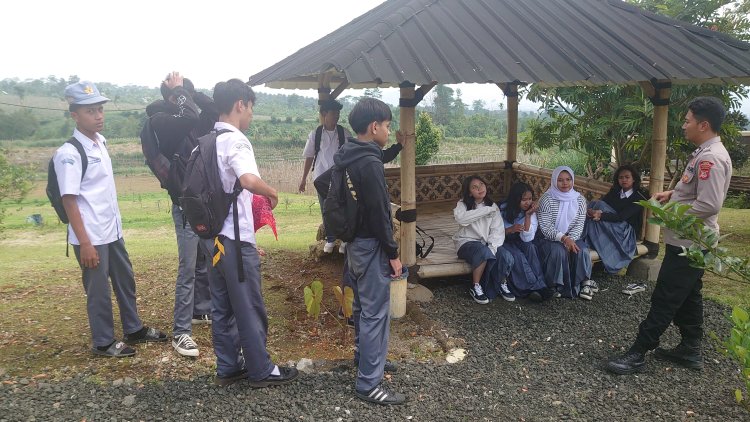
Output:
(333, 139), (399, 259)
(145, 87), (218, 167)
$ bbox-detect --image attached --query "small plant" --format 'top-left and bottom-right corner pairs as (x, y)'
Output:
(726, 307), (750, 407)
(303, 280), (323, 321)
(333, 285), (354, 320)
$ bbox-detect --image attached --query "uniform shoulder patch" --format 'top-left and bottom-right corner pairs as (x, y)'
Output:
(698, 160), (714, 180)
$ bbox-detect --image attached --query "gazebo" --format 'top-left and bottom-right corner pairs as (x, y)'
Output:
(249, 0), (750, 313)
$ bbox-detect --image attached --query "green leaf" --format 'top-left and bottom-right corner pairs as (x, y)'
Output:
(733, 307), (750, 324)
(735, 389), (743, 403)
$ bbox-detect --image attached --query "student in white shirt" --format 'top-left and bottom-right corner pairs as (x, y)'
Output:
(54, 81), (166, 358)
(203, 79), (298, 387)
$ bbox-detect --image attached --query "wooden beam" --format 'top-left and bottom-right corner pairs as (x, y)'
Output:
(644, 81), (671, 255)
(329, 79), (349, 100)
(399, 84), (417, 270)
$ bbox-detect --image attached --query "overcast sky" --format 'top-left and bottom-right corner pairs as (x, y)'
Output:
(2, 0), (748, 116)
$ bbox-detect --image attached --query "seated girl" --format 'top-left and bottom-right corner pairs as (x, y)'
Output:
(585, 164), (649, 274)
(453, 175), (515, 304)
(537, 166), (596, 300)
(500, 182), (552, 302)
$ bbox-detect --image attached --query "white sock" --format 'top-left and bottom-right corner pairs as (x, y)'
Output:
(271, 365), (280, 376)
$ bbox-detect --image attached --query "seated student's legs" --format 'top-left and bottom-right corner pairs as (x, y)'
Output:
(538, 239), (569, 294)
(569, 239), (592, 296)
(348, 238), (391, 393)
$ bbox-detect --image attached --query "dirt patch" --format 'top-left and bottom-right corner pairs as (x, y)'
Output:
(0, 249), (456, 382)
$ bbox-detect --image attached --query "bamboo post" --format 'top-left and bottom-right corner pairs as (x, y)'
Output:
(399, 82), (417, 268)
(643, 80), (671, 257)
(500, 83), (519, 197)
(317, 72), (332, 124)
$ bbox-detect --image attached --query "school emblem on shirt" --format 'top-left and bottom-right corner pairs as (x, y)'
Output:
(61, 157), (75, 166)
(83, 85), (94, 95)
(698, 160), (714, 180)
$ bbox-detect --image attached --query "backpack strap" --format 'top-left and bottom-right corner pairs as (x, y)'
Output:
(230, 179), (245, 283)
(64, 137), (88, 258)
(312, 125), (324, 171)
(337, 124), (346, 148)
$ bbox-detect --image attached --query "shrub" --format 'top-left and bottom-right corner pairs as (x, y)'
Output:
(415, 112), (441, 165)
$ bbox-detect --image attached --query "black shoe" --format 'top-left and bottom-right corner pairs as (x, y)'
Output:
(124, 326), (168, 344)
(528, 291), (543, 303)
(606, 350), (646, 375)
(248, 366), (299, 388)
(654, 343), (703, 370)
(354, 358), (398, 373)
(355, 383), (406, 405)
(214, 368), (248, 386)
(91, 340), (136, 358)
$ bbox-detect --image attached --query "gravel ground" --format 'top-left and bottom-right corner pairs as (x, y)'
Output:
(1, 274), (748, 421)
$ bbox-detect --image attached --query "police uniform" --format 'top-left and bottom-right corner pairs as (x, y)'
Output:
(201, 122), (276, 381)
(54, 128), (144, 348)
(634, 136), (732, 351)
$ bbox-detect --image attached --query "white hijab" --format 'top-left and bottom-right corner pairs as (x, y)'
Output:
(548, 166), (581, 234)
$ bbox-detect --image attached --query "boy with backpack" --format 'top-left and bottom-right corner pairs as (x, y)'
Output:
(299, 99), (351, 253)
(197, 79), (298, 387)
(52, 81), (166, 357)
(143, 71), (218, 358)
(333, 97), (405, 405)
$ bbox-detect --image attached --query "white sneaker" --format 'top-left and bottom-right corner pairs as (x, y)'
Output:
(622, 283), (646, 295)
(339, 242), (347, 254)
(172, 334), (199, 357)
(323, 242), (335, 253)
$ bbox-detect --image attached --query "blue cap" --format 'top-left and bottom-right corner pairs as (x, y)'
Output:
(64, 81), (109, 106)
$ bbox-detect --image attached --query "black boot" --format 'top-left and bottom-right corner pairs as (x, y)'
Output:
(606, 346), (646, 375)
(654, 338), (703, 370)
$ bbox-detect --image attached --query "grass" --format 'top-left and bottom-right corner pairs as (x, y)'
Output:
(701, 208), (750, 308)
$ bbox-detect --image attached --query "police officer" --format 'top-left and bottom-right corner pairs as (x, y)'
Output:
(606, 96), (732, 375)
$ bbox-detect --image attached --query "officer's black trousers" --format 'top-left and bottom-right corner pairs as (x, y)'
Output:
(634, 244), (705, 351)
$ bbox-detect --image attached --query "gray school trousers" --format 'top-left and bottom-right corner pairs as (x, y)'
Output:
(172, 204), (212, 336)
(202, 237), (274, 380)
(348, 237), (392, 392)
(73, 238), (143, 348)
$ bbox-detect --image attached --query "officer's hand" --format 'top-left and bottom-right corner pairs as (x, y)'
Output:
(80, 243), (100, 269)
(653, 190), (673, 204)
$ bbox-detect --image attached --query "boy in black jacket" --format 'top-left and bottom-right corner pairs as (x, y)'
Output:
(145, 71), (219, 358)
(334, 97), (405, 405)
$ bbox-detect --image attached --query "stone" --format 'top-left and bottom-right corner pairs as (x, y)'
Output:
(112, 379), (123, 387)
(122, 395), (136, 406)
(123, 377), (135, 386)
(626, 258), (662, 281)
(406, 284), (434, 303)
(296, 358), (315, 373)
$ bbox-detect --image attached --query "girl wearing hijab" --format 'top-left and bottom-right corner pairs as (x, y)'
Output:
(537, 166), (596, 300)
(585, 164), (649, 286)
(453, 175), (515, 304)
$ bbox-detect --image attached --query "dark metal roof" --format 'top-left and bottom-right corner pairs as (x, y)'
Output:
(248, 0), (750, 89)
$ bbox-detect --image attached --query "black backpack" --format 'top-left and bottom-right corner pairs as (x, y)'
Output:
(46, 137), (88, 256)
(47, 137), (87, 224)
(314, 164), (359, 243)
(312, 124), (346, 171)
(140, 117), (188, 204)
(179, 129), (245, 281)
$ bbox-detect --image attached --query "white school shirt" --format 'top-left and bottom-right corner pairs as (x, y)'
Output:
(214, 122), (261, 244)
(301, 126), (352, 180)
(53, 128), (122, 245)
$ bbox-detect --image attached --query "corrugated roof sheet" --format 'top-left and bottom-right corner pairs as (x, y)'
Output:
(248, 0), (750, 89)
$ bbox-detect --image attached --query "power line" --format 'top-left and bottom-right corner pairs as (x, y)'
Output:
(0, 101), (144, 113)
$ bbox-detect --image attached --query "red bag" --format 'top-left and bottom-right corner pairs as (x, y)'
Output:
(252, 194), (278, 240)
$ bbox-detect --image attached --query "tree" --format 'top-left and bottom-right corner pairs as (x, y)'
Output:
(363, 87), (382, 99)
(432, 84), (454, 126)
(522, 0), (750, 180)
(415, 112), (442, 165)
(0, 150), (33, 227)
(472, 99), (486, 114)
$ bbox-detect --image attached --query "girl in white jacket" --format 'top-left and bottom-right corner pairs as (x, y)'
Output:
(453, 175), (515, 304)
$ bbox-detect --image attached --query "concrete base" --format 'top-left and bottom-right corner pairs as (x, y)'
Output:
(406, 284), (434, 303)
(626, 257), (662, 282)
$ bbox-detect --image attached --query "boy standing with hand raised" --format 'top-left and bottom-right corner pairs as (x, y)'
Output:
(333, 97), (405, 405)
